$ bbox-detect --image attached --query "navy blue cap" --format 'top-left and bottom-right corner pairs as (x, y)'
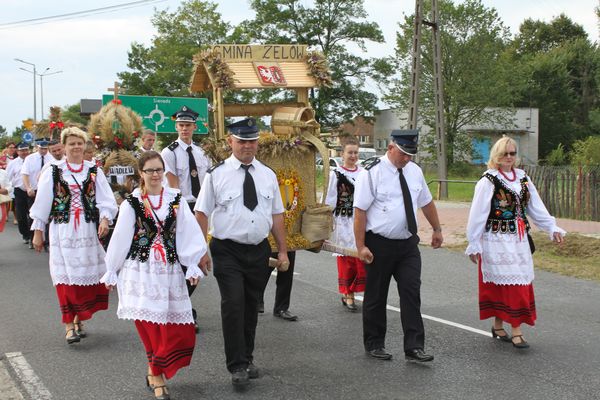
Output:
(391, 129), (418, 155)
(16, 142), (30, 150)
(227, 118), (259, 140)
(36, 138), (49, 148)
(171, 105), (199, 123)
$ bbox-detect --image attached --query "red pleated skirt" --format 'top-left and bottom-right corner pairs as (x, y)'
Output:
(55, 283), (109, 323)
(337, 256), (366, 294)
(135, 320), (196, 379)
(478, 263), (536, 327)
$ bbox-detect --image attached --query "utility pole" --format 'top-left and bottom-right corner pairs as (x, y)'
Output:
(15, 58), (37, 122)
(39, 69), (63, 120)
(408, 0), (448, 199)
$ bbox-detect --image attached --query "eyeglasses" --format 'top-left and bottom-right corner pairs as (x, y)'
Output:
(142, 168), (164, 175)
(503, 151), (517, 157)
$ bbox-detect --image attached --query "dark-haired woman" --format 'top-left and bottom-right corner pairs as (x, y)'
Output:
(30, 127), (118, 344)
(101, 151), (207, 400)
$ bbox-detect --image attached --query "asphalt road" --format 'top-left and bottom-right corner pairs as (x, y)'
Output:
(1, 222), (599, 400)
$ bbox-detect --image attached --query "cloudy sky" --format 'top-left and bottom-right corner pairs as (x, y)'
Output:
(1, 0), (598, 135)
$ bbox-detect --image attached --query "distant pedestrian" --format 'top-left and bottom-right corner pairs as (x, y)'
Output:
(324, 136), (365, 312)
(466, 136), (565, 349)
(102, 151), (208, 400)
(195, 118), (288, 388)
(354, 129), (443, 362)
(29, 127), (117, 344)
(6, 143), (31, 244)
(0, 167), (12, 232)
(139, 129), (157, 153)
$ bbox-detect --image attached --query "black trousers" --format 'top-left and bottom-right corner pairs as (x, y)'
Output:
(211, 237), (272, 372)
(363, 231), (425, 352)
(13, 188), (33, 241)
(262, 251), (296, 313)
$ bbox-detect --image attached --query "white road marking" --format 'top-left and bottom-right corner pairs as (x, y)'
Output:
(0, 362), (24, 400)
(354, 295), (492, 337)
(5, 352), (52, 400)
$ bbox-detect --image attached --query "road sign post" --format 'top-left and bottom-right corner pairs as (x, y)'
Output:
(101, 95), (209, 134)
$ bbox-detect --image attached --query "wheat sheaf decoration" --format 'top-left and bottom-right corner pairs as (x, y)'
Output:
(88, 101), (143, 152)
(193, 51), (238, 91)
(305, 51), (333, 88)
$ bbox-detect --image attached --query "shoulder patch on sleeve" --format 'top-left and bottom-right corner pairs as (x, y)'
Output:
(167, 141), (179, 151)
(364, 157), (380, 170)
(207, 160), (224, 173)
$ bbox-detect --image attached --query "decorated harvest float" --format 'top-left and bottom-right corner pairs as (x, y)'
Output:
(189, 44), (333, 251)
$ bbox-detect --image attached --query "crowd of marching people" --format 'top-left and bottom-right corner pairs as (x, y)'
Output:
(0, 106), (566, 399)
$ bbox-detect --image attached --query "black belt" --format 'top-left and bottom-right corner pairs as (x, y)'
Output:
(367, 231), (413, 242)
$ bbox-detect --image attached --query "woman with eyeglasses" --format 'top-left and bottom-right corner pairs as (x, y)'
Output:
(466, 136), (565, 349)
(30, 127), (118, 344)
(101, 151), (208, 400)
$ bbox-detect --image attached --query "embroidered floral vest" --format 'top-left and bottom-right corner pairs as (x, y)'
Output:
(125, 193), (181, 264)
(49, 165), (99, 224)
(333, 170), (355, 217)
(483, 172), (531, 234)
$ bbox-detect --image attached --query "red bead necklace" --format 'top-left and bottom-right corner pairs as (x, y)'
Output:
(499, 168), (516, 182)
(145, 188), (164, 210)
(66, 161), (84, 173)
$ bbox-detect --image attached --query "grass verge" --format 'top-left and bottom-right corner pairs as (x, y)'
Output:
(444, 232), (600, 282)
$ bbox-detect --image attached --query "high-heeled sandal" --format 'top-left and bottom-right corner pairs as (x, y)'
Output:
(65, 328), (80, 345)
(491, 327), (512, 343)
(153, 385), (170, 400)
(341, 296), (347, 307)
(511, 334), (530, 349)
(145, 375), (155, 392)
(74, 321), (86, 338)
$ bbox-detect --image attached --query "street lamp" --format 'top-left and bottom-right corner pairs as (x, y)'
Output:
(39, 69), (63, 120)
(15, 58), (37, 121)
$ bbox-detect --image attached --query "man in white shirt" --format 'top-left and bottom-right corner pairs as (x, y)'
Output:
(138, 129), (156, 153)
(354, 130), (443, 363)
(195, 118), (288, 388)
(6, 143), (32, 244)
(21, 139), (52, 198)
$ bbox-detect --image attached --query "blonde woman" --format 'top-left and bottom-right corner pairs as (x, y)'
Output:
(324, 136), (366, 311)
(30, 127), (118, 344)
(102, 151), (207, 400)
(466, 136), (565, 348)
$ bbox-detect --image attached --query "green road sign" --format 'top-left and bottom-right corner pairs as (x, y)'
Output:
(102, 95), (209, 134)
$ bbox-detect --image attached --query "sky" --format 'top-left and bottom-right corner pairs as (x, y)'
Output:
(0, 0), (598, 135)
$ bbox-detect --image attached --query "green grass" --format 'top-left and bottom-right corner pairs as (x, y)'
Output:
(424, 173), (479, 202)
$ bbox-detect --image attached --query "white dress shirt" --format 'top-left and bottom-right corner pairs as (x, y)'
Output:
(21, 152), (53, 190)
(161, 138), (211, 203)
(353, 155), (432, 240)
(195, 155), (285, 245)
(6, 157), (25, 190)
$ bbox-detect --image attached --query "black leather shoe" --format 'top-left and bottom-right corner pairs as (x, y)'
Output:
(511, 335), (530, 349)
(405, 349), (434, 362)
(366, 348), (392, 360)
(491, 327), (512, 343)
(246, 362), (259, 379)
(274, 310), (298, 321)
(231, 368), (249, 387)
(345, 300), (358, 312)
(257, 301), (264, 314)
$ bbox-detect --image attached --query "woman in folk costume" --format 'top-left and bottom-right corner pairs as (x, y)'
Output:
(30, 127), (118, 344)
(324, 136), (366, 311)
(101, 151), (207, 400)
(466, 136), (565, 349)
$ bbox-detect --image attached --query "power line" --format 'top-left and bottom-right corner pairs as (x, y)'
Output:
(0, 0), (166, 29)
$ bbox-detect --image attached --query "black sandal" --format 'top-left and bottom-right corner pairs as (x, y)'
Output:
(74, 321), (86, 338)
(491, 327), (512, 343)
(511, 334), (530, 349)
(65, 328), (80, 345)
(153, 385), (170, 400)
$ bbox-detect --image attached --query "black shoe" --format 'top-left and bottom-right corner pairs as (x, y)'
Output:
(23, 238), (29, 245)
(491, 327), (512, 343)
(246, 362), (259, 379)
(65, 328), (80, 345)
(345, 300), (358, 312)
(257, 301), (264, 314)
(366, 348), (392, 360)
(511, 335), (530, 349)
(405, 349), (434, 362)
(231, 368), (249, 387)
(274, 310), (298, 321)
(28, 241), (34, 249)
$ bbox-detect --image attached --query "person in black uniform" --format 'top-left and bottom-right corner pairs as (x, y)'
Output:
(353, 130), (443, 363)
(258, 250), (298, 321)
(195, 118), (289, 388)
(161, 105), (211, 334)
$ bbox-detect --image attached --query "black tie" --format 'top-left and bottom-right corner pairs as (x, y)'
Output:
(186, 146), (200, 198)
(41, 154), (44, 169)
(398, 168), (417, 235)
(241, 164), (258, 211)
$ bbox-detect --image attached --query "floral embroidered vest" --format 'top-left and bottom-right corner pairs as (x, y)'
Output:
(50, 165), (99, 224)
(125, 193), (181, 264)
(483, 172), (531, 234)
(333, 170), (355, 217)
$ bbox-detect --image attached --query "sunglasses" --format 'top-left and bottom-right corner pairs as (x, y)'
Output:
(502, 151), (517, 157)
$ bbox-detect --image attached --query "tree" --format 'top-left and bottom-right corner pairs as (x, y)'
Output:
(513, 14), (588, 55)
(62, 103), (90, 126)
(243, 0), (385, 129)
(0, 125), (6, 137)
(118, 0), (231, 96)
(384, 0), (517, 162)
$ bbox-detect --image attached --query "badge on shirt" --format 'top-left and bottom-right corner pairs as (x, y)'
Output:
(190, 169), (198, 178)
